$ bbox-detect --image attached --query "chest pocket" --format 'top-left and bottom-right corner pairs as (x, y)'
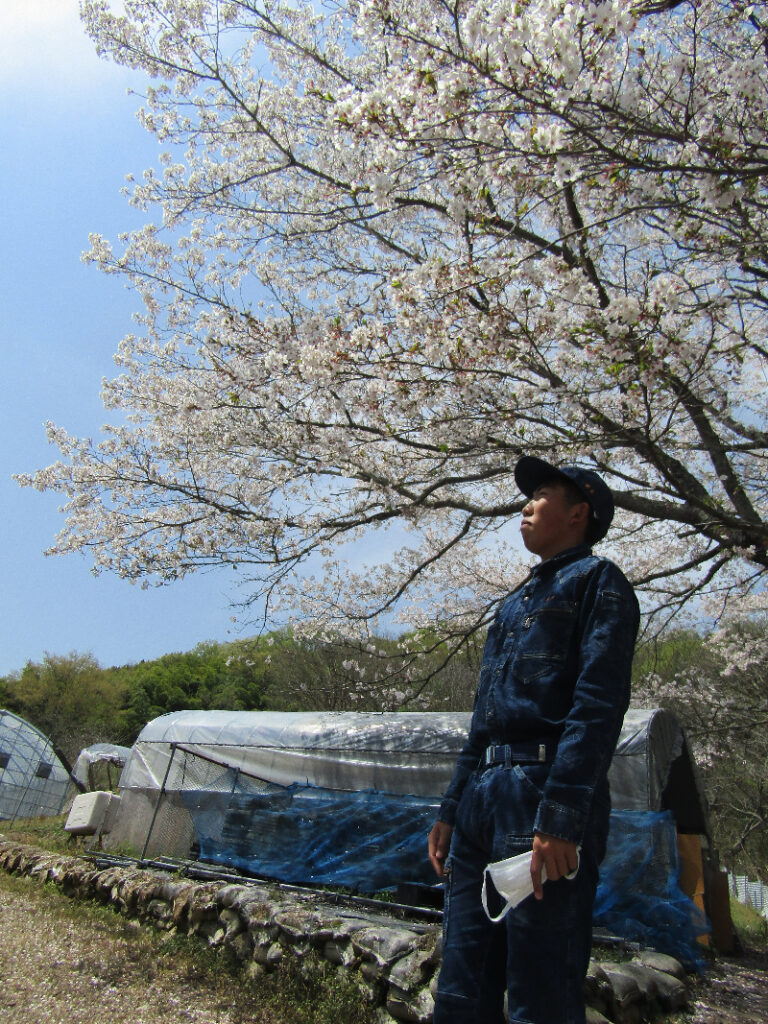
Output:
(513, 600), (578, 684)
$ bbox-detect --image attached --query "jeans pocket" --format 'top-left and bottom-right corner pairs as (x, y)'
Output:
(501, 833), (533, 860)
(487, 767), (543, 860)
(512, 762), (548, 799)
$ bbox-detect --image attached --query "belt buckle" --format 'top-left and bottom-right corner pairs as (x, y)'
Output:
(538, 743), (546, 763)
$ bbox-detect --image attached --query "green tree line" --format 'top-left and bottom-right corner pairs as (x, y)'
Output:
(0, 630), (482, 766)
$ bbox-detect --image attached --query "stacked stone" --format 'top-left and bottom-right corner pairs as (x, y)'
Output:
(0, 838), (688, 1023)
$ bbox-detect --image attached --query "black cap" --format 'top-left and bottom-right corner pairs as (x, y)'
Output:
(514, 456), (614, 542)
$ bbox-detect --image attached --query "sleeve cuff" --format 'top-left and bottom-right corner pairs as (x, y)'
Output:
(438, 797), (458, 827)
(533, 799), (586, 845)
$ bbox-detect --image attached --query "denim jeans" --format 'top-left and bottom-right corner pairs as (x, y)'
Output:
(433, 761), (609, 1024)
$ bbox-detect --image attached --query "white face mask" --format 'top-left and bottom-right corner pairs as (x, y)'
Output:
(481, 849), (580, 922)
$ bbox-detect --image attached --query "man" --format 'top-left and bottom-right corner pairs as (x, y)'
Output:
(429, 456), (639, 1024)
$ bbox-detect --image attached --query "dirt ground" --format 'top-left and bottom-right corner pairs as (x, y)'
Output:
(683, 947), (768, 1024)
(0, 872), (265, 1024)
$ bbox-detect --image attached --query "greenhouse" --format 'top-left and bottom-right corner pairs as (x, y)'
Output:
(0, 709), (71, 821)
(108, 707), (716, 964)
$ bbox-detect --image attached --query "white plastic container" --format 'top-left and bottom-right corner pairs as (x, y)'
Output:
(64, 791), (120, 835)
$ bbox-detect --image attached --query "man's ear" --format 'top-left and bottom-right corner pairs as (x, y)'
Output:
(570, 501), (591, 532)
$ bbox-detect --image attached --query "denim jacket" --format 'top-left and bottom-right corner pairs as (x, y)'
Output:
(438, 544), (640, 845)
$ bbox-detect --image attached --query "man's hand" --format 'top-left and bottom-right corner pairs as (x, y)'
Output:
(530, 832), (579, 900)
(428, 820), (454, 878)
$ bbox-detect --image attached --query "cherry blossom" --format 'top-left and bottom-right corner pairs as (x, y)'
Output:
(18, 0), (768, 679)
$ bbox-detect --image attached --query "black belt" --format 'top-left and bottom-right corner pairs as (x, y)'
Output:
(480, 742), (555, 769)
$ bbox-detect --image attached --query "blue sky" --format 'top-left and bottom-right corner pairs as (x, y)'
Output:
(0, 3), (525, 679)
(0, 2), (247, 675)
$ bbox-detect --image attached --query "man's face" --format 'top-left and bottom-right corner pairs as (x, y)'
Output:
(519, 482), (589, 561)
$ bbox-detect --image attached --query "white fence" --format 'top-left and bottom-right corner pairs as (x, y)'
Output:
(729, 873), (768, 920)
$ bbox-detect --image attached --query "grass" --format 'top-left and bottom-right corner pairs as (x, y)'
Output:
(730, 898), (768, 951)
(1, 812), (75, 853)
(0, 868), (376, 1024)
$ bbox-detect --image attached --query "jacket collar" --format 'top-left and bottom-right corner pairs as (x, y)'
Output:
(531, 543), (593, 577)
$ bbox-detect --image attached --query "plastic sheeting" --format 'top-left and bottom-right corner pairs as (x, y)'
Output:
(120, 707), (709, 842)
(121, 707), (696, 808)
(611, 708), (709, 836)
(0, 709), (70, 821)
(594, 810), (709, 969)
(120, 710), (473, 797)
(72, 743), (131, 789)
(609, 708), (682, 810)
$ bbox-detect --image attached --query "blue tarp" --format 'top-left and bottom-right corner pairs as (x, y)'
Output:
(184, 781), (438, 891)
(594, 809), (709, 969)
(183, 781), (708, 965)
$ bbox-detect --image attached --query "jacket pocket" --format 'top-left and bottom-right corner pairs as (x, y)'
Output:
(513, 602), (577, 684)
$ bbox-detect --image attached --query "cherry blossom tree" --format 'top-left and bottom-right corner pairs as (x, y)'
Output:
(19, 0), (768, 677)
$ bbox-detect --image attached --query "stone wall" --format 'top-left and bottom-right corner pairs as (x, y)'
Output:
(0, 838), (689, 1023)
